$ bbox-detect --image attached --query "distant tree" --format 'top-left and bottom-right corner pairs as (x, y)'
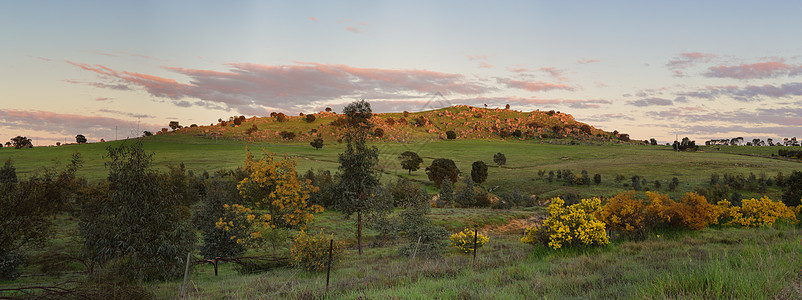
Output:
(374, 128), (385, 138)
(426, 158), (460, 186)
(305, 114), (316, 123)
(245, 124), (259, 135)
(276, 113), (288, 122)
(403, 110), (410, 118)
(55, 142), (60, 146)
(232, 117), (243, 126)
(10, 136), (32, 149)
(593, 174), (602, 185)
(385, 118), (395, 126)
(673, 137), (698, 151)
(437, 180), (454, 208)
(471, 161), (488, 185)
(4, 142), (10, 148)
(631, 175), (642, 191)
(190, 124), (198, 128)
(782, 171), (802, 207)
(310, 138), (324, 150)
(668, 177), (679, 192)
(279, 131), (296, 139)
(649, 138), (658, 145)
(446, 130), (457, 139)
(325, 107), (332, 112)
(169, 121), (180, 130)
(493, 152), (506, 167)
(398, 151), (423, 175)
(505, 104), (510, 110)
(75, 134), (87, 144)
(455, 175), (476, 207)
(143, 131), (153, 137)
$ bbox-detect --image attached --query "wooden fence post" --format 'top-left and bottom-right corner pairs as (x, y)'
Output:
(326, 239), (334, 293)
(181, 251), (191, 298)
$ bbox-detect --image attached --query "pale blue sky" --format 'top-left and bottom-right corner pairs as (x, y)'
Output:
(2, 1), (801, 145)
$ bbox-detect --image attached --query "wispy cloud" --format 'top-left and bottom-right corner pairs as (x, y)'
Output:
(466, 55), (487, 61)
(496, 78), (574, 92)
(97, 109), (154, 119)
(309, 16), (318, 22)
(577, 58), (600, 64)
(0, 109), (161, 141)
(666, 52), (717, 69)
(677, 82), (802, 102)
(478, 62), (493, 69)
(704, 61), (802, 79)
(627, 97), (673, 107)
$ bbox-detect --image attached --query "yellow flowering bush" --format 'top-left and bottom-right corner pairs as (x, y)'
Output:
(237, 149), (323, 230)
(726, 196), (797, 227)
(215, 203), (263, 247)
(521, 197), (609, 250)
(449, 228), (489, 253)
(596, 191), (645, 234)
(290, 230), (344, 272)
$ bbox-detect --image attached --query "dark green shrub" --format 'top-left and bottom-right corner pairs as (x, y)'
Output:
(493, 152), (506, 167)
(446, 130), (456, 139)
(279, 131), (296, 139)
(455, 176), (477, 207)
(398, 151), (423, 175)
(471, 161), (487, 185)
(782, 170), (802, 207)
(594, 174), (602, 185)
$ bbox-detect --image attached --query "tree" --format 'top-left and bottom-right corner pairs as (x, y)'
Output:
(75, 134), (87, 144)
(437, 180), (454, 208)
(79, 141), (195, 281)
(426, 158), (460, 186)
(446, 130), (456, 139)
(649, 138), (658, 145)
(237, 150), (322, 230)
(10, 136), (32, 149)
(143, 131), (153, 137)
(374, 128), (385, 138)
(782, 171), (802, 207)
(398, 151), (423, 175)
(493, 152), (506, 167)
(456, 175), (477, 207)
(335, 100), (383, 255)
(276, 113), (288, 122)
(305, 114), (316, 123)
(1, 156), (82, 280)
(471, 161), (488, 185)
(198, 179), (248, 259)
(310, 138), (324, 150)
(169, 121), (180, 130)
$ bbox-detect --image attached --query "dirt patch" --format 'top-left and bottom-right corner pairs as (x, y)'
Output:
(483, 215), (546, 235)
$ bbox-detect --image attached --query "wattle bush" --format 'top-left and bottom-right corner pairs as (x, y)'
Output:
(521, 197), (608, 250)
(596, 191), (645, 235)
(290, 230), (344, 272)
(449, 228), (489, 253)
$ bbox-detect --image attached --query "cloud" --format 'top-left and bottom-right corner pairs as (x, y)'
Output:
(506, 66), (530, 73)
(539, 67), (565, 80)
(666, 52), (716, 70)
(29, 55), (52, 62)
(467, 55), (487, 61)
(581, 113), (635, 122)
(577, 58), (600, 64)
(0, 109), (161, 142)
(496, 78), (574, 92)
(97, 109), (154, 119)
(478, 62), (493, 69)
(68, 61), (494, 113)
(95, 97), (114, 101)
(678, 82), (802, 102)
(704, 61), (802, 79)
(627, 97), (673, 107)
(561, 99), (612, 109)
(345, 27), (360, 33)
(309, 16), (318, 22)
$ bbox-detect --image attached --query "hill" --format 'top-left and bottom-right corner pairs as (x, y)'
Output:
(165, 105), (630, 144)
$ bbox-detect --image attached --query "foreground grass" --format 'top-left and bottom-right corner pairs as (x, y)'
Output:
(147, 225), (802, 299)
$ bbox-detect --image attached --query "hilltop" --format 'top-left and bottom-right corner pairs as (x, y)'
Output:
(164, 105), (630, 144)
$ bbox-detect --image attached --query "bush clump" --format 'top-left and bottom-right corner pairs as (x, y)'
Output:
(290, 230), (344, 272)
(449, 228), (488, 253)
(521, 197), (609, 250)
(720, 197), (798, 227)
(596, 191), (645, 237)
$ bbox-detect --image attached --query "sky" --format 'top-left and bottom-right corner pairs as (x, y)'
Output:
(2, 1), (801, 146)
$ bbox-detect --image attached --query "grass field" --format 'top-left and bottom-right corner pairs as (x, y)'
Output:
(2, 135), (802, 299)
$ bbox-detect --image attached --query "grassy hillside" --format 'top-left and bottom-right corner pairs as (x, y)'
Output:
(166, 105), (624, 144)
(2, 135), (800, 199)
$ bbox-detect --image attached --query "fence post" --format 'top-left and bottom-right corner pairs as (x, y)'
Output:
(180, 251), (191, 298)
(411, 236), (422, 260)
(326, 239), (334, 293)
(473, 229), (478, 264)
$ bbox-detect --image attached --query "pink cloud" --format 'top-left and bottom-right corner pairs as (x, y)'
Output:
(506, 66), (530, 73)
(95, 97), (114, 101)
(678, 82), (802, 102)
(496, 78), (574, 92)
(478, 62), (493, 69)
(309, 16), (318, 22)
(467, 55), (487, 61)
(0, 109), (161, 142)
(345, 26), (360, 33)
(577, 58), (600, 64)
(68, 61), (494, 113)
(704, 61), (802, 79)
(666, 52), (717, 69)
